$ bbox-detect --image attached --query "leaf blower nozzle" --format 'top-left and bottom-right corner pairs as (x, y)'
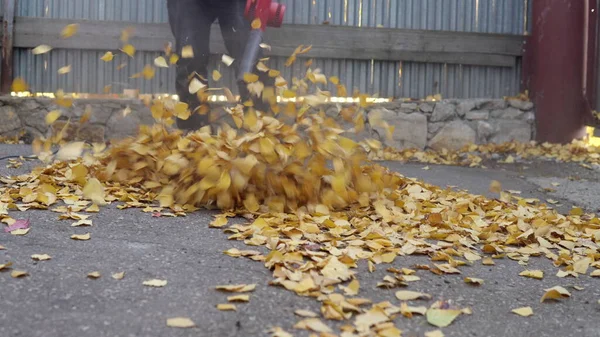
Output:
(238, 0), (286, 86)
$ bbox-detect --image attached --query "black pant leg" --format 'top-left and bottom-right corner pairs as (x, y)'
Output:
(167, 0), (215, 130)
(216, 0), (275, 113)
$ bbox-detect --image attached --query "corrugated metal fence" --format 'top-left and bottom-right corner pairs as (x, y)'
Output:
(14, 0), (530, 99)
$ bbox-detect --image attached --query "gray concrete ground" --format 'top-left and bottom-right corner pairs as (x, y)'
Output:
(1, 144), (600, 337)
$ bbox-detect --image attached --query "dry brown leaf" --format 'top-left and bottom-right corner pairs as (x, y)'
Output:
(87, 271), (101, 279)
(112, 272), (125, 280)
(71, 233), (91, 241)
(227, 294), (250, 302)
(395, 291), (431, 301)
(31, 254), (51, 261)
(511, 306), (533, 317)
(295, 309), (318, 318)
(464, 277), (484, 285)
(143, 279), (167, 287)
(11, 270), (29, 278)
(540, 286), (571, 302)
(166, 317), (196, 328)
(217, 304), (237, 311)
(519, 270), (543, 280)
(215, 284), (256, 293)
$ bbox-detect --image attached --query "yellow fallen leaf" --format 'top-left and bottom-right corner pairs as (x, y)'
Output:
(83, 178), (106, 205)
(189, 78), (206, 94)
(112, 272), (125, 280)
(181, 45), (194, 58)
(87, 271), (101, 279)
(32, 44), (52, 55)
(227, 295), (250, 302)
(0, 245), (5, 250)
(154, 56), (169, 68)
(482, 257), (495, 265)
(58, 65), (72, 74)
(11, 228), (30, 236)
(259, 43), (271, 51)
(540, 286), (571, 302)
(210, 215), (228, 228)
(293, 318), (332, 333)
(31, 254), (52, 261)
(212, 70), (222, 81)
(395, 290), (432, 301)
(222, 54), (235, 66)
(464, 277), (484, 285)
(56, 142), (85, 161)
(11, 270), (29, 278)
(100, 51), (114, 62)
(143, 279), (167, 287)
(215, 284), (256, 293)
(426, 309), (462, 328)
(61, 24), (79, 38)
(170, 54), (180, 64)
(45, 110), (62, 125)
(121, 44), (136, 57)
(243, 73), (259, 83)
(294, 309), (318, 318)
(0, 262), (12, 270)
(85, 204), (100, 213)
(573, 257), (591, 274)
(425, 330), (445, 337)
(11, 77), (29, 92)
(166, 317), (196, 328)
(511, 306), (533, 317)
(489, 180), (502, 193)
(341, 279), (360, 296)
(217, 304), (237, 311)
(590, 270), (600, 277)
(71, 233), (91, 241)
(71, 219), (93, 227)
(270, 327), (293, 337)
(519, 270), (543, 280)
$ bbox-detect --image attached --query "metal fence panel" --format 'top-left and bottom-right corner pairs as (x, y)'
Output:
(14, 0), (529, 98)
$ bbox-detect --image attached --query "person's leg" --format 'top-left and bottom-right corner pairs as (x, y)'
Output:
(216, 0), (274, 112)
(167, 0), (215, 130)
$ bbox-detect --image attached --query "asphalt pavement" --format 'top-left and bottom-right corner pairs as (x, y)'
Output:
(1, 144), (599, 337)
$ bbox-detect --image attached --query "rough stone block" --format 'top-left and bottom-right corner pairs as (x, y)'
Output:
(523, 111), (535, 124)
(430, 103), (456, 122)
(51, 121), (105, 143)
(370, 109), (427, 149)
(477, 99), (507, 110)
(508, 99), (534, 111)
(457, 101), (477, 116)
(491, 107), (524, 119)
(428, 120), (476, 151)
(419, 103), (434, 113)
(465, 110), (490, 120)
(490, 120), (532, 144)
(476, 121), (494, 143)
(0, 106), (22, 134)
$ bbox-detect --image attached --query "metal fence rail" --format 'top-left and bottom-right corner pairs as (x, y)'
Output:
(10, 0), (530, 99)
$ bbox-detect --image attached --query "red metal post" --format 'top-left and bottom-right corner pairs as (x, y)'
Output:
(524, 0), (596, 143)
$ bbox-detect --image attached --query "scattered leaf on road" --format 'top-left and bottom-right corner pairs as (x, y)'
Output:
(464, 277), (484, 285)
(143, 279), (167, 287)
(541, 286), (571, 303)
(5, 219), (30, 233)
(227, 295), (250, 302)
(512, 307), (533, 317)
(11, 270), (29, 278)
(87, 271), (101, 279)
(217, 304), (237, 311)
(293, 318), (333, 333)
(215, 284), (256, 293)
(71, 233), (91, 241)
(10, 228), (30, 236)
(112, 272), (125, 280)
(295, 309), (318, 318)
(31, 254), (51, 261)
(0, 262), (13, 270)
(425, 330), (445, 337)
(395, 290), (431, 301)
(426, 309), (462, 328)
(519, 270), (543, 280)
(166, 317), (196, 328)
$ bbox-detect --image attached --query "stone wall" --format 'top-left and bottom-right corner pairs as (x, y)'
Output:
(0, 96), (535, 150)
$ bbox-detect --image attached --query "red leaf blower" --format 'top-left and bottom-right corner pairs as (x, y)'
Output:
(238, 0), (286, 83)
